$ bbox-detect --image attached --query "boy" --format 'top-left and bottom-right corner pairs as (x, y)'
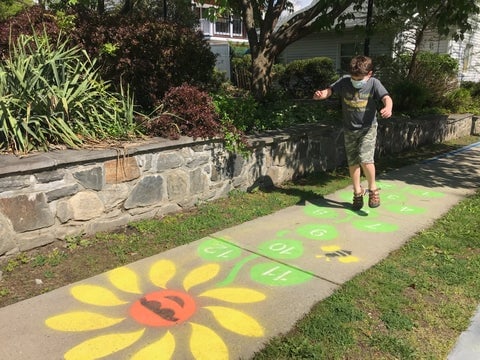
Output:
(313, 55), (393, 210)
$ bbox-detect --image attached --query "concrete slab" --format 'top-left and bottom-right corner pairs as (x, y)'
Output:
(0, 142), (479, 360)
(448, 305), (480, 359)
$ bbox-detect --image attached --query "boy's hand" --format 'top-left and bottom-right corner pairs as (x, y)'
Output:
(380, 95), (393, 118)
(313, 89), (331, 100)
(380, 107), (392, 118)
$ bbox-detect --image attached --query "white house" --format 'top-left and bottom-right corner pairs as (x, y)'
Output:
(194, 1), (247, 44)
(193, 1), (249, 79)
(279, 7), (480, 83)
(417, 25), (480, 82)
(279, 29), (393, 73)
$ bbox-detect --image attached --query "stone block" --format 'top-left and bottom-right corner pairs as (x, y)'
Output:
(0, 193), (54, 233)
(17, 229), (56, 252)
(73, 166), (105, 190)
(190, 168), (208, 194)
(35, 170), (65, 183)
(46, 184), (81, 202)
(166, 170), (189, 201)
(156, 152), (184, 170)
(68, 191), (105, 221)
(124, 175), (164, 209)
(0, 175), (30, 192)
(105, 157), (140, 184)
(0, 212), (16, 256)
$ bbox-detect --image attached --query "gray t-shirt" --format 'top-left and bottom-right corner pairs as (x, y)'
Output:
(330, 76), (389, 130)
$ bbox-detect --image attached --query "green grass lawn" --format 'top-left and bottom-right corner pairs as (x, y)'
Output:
(0, 135), (479, 359)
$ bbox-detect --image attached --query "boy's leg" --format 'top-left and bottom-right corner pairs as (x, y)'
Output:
(344, 130), (365, 210)
(349, 164), (363, 194)
(359, 124), (380, 207)
(359, 124), (378, 189)
(361, 162), (376, 191)
(349, 164), (365, 210)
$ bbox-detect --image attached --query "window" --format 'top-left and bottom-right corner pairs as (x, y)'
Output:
(214, 15), (243, 36)
(232, 16), (243, 36)
(340, 42), (363, 72)
(214, 17), (229, 35)
(463, 44), (473, 72)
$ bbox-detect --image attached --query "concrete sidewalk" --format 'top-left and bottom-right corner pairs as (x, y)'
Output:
(0, 143), (479, 360)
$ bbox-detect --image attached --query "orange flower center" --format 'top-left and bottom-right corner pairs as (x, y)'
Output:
(129, 289), (196, 327)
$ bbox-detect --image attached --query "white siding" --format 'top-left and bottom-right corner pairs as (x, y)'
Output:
(278, 10), (480, 83)
(279, 30), (393, 72)
(454, 28), (480, 82)
(210, 44), (231, 80)
(421, 27), (480, 82)
(420, 30), (450, 53)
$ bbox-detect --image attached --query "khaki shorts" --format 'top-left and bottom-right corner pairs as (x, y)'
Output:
(343, 124), (377, 166)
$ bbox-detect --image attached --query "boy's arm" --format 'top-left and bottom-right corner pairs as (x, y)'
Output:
(380, 95), (393, 118)
(313, 88), (332, 100)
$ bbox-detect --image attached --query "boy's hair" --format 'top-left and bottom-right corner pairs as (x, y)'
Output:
(349, 55), (373, 76)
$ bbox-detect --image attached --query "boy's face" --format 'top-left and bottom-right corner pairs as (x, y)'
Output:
(350, 71), (372, 81)
(350, 71), (372, 89)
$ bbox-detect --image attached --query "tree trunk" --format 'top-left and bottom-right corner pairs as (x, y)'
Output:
(251, 50), (275, 101)
(97, 0), (105, 14)
(407, 25), (426, 80)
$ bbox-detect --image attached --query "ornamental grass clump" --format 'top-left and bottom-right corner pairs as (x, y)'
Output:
(0, 32), (139, 154)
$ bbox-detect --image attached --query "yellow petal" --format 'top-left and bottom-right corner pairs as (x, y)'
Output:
(45, 311), (125, 331)
(149, 259), (176, 288)
(70, 285), (128, 306)
(64, 329), (145, 360)
(183, 263), (220, 291)
(131, 331), (175, 360)
(108, 266), (142, 294)
(199, 288), (266, 303)
(204, 306), (264, 337)
(190, 322), (228, 360)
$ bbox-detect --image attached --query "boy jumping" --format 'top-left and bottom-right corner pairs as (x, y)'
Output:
(313, 55), (393, 210)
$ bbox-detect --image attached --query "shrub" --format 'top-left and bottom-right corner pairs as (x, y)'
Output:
(70, 9), (217, 111)
(461, 81), (480, 98)
(443, 88), (473, 113)
(231, 54), (252, 90)
(0, 6), (61, 58)
(410, 52), (459, 106)
(391, 80), (429, 112)
(278, 57), (337, 99)
(213, 92), (259, 132)
(0, 32), (139, 153)
(372, 54), (409, 85)
(145, 84), (223, 139)
(144, 84), (249, 154)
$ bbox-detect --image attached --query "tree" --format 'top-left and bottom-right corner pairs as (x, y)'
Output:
(208, 0), (361, 100)
(0, 0), (32, 20)
(373, 0), (480, 79)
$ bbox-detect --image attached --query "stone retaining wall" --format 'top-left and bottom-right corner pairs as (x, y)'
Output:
(0, 114), (477, 258)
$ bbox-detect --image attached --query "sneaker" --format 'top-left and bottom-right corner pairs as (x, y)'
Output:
(368, 188), (381, 208)
(352, 188), (365, 211)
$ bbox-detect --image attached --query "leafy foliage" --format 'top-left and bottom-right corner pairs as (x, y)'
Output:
(212, 92), (259, 132)
(410, 52), (459, 104)
(0, 32), (139, 153)
(443, 88), (473, 113)
(0, 5), (61, 58)
(0, 0), (31, 21)
(145, 84), (222, 140)
(386, 52), (459, 113)
(213, 90), (341, 134)
(461, 81), (480, 98)
(231, 54), (252, 90)
(69, 8), (217, 111)
(391, 80), (429, 112)
(278, 57), (338, 99)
